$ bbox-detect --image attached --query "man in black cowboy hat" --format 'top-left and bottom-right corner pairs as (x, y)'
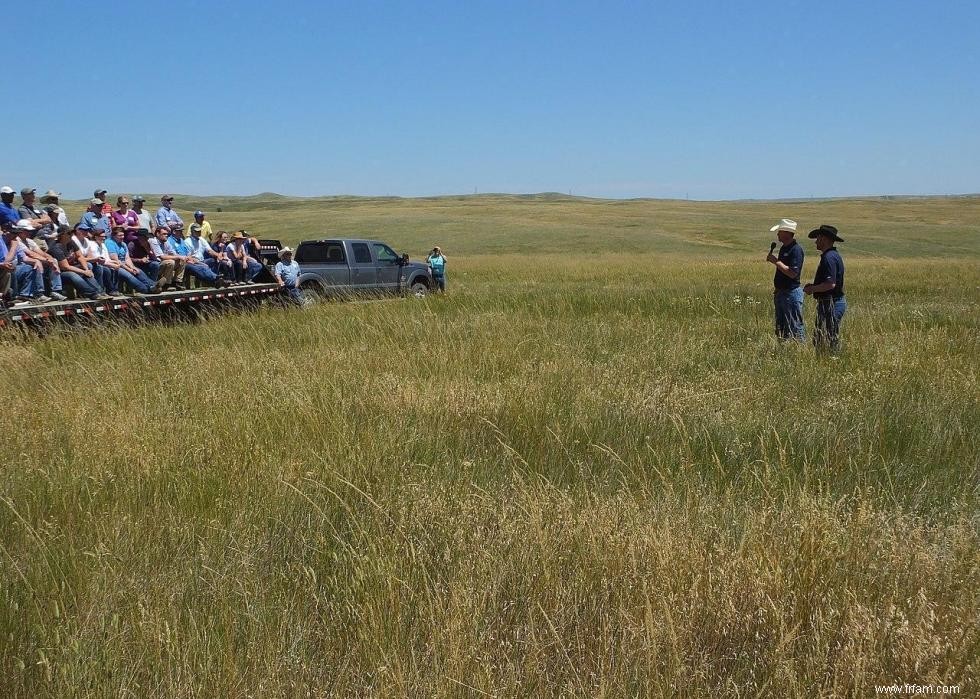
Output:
(804, 224), (847, 353)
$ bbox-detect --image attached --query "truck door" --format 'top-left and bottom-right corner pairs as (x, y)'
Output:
(372, 242), (402, 292)
(295, 241), (351, 291)
(348, 242), (377, 291)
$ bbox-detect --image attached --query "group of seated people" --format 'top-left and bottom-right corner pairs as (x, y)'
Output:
(0, 187), (267, 307)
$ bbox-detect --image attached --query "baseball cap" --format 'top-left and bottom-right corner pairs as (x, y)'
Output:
(20, 187), (36, 197)
(89, 197), (103, 206)
(0, 186), (14, 195)
(194, 210), (205, 218)
(13, 219), (37, 231)
(94, 188), (107, 197)
(133, 195), (145, 202)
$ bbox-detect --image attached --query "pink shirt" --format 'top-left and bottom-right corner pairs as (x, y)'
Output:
(112, 209), (140, 231)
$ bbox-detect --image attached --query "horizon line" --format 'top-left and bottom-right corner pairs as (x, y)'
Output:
(36, 190), (980, 205)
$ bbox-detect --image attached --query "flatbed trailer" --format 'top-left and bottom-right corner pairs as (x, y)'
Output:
(0, 282), (284, 328)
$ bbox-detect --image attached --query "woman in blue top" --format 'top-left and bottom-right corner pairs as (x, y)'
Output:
(426, 246), (447, 293)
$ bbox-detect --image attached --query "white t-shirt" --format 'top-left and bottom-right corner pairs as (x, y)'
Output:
(135, 210), (153, 230)
(71, 236), (100, 258)
(95, 242), (113, 263)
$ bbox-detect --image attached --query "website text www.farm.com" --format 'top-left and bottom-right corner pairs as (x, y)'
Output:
(874, 684), (961, 695)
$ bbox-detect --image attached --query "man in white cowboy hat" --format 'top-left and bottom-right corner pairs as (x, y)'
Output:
(274, 246), (301, 303)
(766, 218), (805, 341)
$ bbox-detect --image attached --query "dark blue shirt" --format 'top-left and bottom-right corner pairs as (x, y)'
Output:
(774, 239), (803, 290)
(813, 247), (845, 299)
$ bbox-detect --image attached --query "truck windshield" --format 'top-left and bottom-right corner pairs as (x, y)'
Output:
(372, 243), (398, 263)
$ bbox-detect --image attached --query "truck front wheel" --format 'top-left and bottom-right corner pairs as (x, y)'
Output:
(409, 281), (429, 298)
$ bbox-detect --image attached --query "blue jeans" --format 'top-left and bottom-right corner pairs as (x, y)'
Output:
(815, 296), (847, 353)
(185, 262), (218, 285)
(117, 267), (155, 293)
(205, 258), (233, 279)
(137, 259), (161, 282)
(245, 259), (263, 281)
(61, 271), (102, 299)
(232, 258), (263, 282)
(92, 263), (117, 293)
(14, 263), (42, 297)
(284, 282), (301, 303)
(434, 274), (445, 292)
(774, 287), (804, 341)
(43, 264), (63, 293)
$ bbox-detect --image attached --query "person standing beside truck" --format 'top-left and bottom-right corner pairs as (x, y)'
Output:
(426, 246), (447, 292)
(274, 247), (301, 303)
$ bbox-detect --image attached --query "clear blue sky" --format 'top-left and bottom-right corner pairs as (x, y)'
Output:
(4, 0), (977, 200)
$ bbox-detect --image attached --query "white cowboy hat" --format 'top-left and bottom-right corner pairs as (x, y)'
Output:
(278, 247), (294, 258)
(769, 218), (797, 234)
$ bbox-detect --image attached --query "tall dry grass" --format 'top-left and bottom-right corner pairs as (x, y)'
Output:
(0, 209), (977, 696)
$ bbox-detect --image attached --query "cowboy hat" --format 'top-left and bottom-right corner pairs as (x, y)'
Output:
(769, 218), (797, 234)
(278, 246), (294, 258)
(807, 224), (844, 242)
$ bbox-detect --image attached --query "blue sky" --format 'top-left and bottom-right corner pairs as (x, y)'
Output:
(4, 0), (977, 200)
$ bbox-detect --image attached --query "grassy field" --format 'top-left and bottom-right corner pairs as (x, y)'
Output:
(1, 195), (978, 697)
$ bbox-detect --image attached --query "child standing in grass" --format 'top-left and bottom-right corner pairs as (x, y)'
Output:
(426, 246), (447, 292)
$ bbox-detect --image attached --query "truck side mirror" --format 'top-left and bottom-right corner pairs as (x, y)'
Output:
(399, 253), (409, 265)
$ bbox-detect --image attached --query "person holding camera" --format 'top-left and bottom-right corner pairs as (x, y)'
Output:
(426, 246), (447, 293)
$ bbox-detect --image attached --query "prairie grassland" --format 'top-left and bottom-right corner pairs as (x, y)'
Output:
(1, 196), (978, 697)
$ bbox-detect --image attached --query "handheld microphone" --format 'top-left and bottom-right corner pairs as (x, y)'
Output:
(769, 241), (777, 254)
